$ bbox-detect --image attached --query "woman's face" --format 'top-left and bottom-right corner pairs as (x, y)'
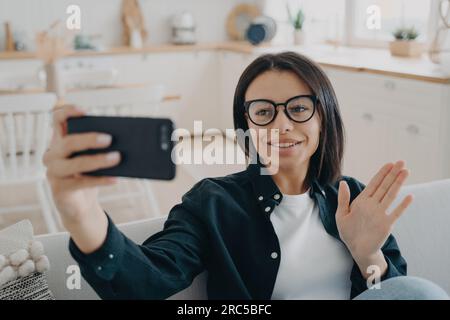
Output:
(245, 70), (321, 173)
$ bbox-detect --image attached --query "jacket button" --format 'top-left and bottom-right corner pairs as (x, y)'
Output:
(264, 206), (271, 212)
(109, 254), (114, 259)
(258, 196), (264, 201)
(271, 252), (278, 259)
(97, 266), (102, 271)
(273, 194), (280, 200)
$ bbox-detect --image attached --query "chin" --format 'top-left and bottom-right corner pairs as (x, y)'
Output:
(278, 156), (309, 171)
(278, 161), (300, 171)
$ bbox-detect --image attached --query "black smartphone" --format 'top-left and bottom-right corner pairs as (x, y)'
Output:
(67, 116), (176, 180)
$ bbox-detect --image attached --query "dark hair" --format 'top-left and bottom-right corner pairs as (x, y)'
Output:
(233, 51), (345, 186)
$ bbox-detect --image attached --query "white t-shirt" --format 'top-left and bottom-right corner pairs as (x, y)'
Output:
(270, 190), (354, 300)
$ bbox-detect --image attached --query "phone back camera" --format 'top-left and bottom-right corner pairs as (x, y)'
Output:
(160, 124), (170, 151)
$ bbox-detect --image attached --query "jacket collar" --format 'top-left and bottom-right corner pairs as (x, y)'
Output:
(246, 160), (327, 215)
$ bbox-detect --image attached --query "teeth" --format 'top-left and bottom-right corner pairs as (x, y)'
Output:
(269, 142), (301, 148)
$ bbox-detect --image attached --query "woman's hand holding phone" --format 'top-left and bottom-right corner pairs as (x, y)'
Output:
(43, 105), (121, 253)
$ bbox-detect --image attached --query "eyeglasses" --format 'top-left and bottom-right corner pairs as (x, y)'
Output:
(244, 95), (317, 126)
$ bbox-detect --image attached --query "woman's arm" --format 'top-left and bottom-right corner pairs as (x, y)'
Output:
(69, 197), (208, 300)
(66, 203), (109, 254)
(349, 233), (407, 298)
(44, 105), (208, 299)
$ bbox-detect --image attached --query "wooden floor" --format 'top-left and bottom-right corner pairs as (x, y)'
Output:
(0, 135), (246, 235)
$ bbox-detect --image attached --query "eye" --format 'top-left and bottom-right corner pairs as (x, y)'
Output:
(289, 105), (307, 113)
(255, 109), (272, 116)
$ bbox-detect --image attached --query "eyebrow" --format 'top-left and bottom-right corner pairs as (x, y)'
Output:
(245, 94), (314, 103)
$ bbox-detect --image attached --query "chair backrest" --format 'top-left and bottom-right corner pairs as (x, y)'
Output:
(63, 85), (165, 117)
(0, 93), (56, 181)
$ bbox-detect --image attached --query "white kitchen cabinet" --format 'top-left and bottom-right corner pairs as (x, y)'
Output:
(65, 51), (221, 133)
(0, 59), (43, 75)
(216, 53), (450, 184)
(324, 67), (450, 184)
(389, 118), (441, 183)
(31, 51), (220, 134)
(0, 59), (44, 89)
(2, 49), (449, 184)
(342, 107), (393, 183)
(218, 51), (256, 132)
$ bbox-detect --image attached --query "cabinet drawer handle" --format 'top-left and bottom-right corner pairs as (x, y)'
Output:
(406, 124), (420, 135)
(384, 80), (396, 90)
(362, 113), (374, 121)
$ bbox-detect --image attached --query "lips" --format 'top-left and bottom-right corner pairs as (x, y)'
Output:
(268, 140), (303, 148)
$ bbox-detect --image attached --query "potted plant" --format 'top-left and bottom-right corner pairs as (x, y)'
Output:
(389, 27), (424, 58)
(287, 5), (305, 45)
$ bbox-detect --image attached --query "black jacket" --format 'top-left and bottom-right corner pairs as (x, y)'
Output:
(69, 162), (407, 299)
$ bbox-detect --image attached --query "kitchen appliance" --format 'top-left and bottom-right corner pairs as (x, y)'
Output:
(171, 12), (196, 45)
(245, 15), (277, 45)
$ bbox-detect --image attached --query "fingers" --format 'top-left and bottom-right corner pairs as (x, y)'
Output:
(54, 132), (113, 158)
(362, 162), (394, 197)
(388, 194), (414, 224)
(52, 105), (85, 138)
(372, 161), (405, 202)
(48, 151), (121, 178)
(380, 169), (409, 209)
(337, 180), (351, 216)
(43, 132), (114, 172)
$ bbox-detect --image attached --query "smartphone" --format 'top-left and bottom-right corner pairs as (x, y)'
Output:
(67, 116), (176, 180)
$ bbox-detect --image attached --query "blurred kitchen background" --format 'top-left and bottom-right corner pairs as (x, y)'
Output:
(0, 0), (449, 234)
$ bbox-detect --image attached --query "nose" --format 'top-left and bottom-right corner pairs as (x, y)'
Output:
(271, 106), (294, 134)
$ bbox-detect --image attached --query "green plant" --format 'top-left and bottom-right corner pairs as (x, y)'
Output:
(392, 27), (419, 41)
(287, 5), (305, 30)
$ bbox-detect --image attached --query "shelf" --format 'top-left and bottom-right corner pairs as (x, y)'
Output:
(1, 41), (449, 84)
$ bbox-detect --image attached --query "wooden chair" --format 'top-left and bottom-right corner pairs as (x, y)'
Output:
(0, 93), (58, 233)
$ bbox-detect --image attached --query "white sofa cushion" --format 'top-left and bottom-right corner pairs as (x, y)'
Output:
(390, 179), (450, 294)
(0, 220), (54, 299)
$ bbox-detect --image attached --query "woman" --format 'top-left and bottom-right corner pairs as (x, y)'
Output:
(43, 52), (449, 300)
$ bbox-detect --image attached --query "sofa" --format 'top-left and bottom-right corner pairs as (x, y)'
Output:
(36, 179), (450, 299)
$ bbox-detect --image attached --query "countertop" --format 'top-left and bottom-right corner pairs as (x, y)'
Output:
(1, 41), (449, 84)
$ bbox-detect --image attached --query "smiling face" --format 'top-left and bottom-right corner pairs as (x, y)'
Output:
(244, 70), (321, 173)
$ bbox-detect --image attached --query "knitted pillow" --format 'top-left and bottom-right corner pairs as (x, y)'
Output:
(0, 220), (54, 300)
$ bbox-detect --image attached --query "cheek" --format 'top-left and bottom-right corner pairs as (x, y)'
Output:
(312, 122), (321, 144)
(246, 119), (271, 145)
(246, 120), (263, 149)
(302, 119), (321, 147)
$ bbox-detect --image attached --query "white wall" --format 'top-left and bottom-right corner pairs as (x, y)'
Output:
(0, 0), (256, 51)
